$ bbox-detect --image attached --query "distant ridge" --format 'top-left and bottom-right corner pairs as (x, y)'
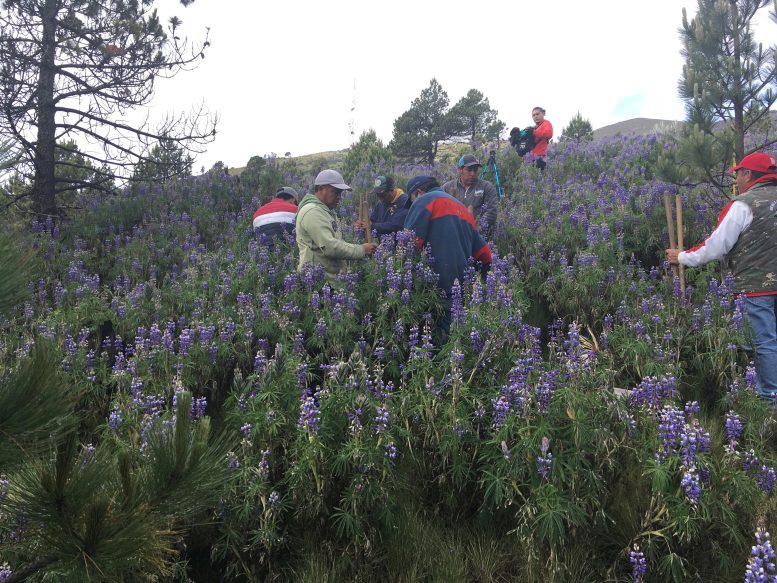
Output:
(593, 117), (682, 140)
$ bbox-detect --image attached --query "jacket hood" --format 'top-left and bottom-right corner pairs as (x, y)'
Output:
(298, 193), (326, 211)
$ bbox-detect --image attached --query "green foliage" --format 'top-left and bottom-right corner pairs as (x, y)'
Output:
(341, 129), (394, 183)
(391, 78), (451, 164)
(560, 112), (594, 142)
(665, 0), (777, 189)
(446, 89), (506, 145)
(133, 136), (194, 184)
(0, 0), (214, 217)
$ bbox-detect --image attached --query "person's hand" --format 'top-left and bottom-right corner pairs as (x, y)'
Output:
(355, 220), (366, 230)
(363, 243), (378, 256)
(665, 248), (680, 265)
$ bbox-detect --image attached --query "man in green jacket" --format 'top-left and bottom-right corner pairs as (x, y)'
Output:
(296, 169), (377, 280)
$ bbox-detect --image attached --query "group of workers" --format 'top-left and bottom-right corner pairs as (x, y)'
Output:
(252, 115), (777, 404)
(253, 160), (494, 340)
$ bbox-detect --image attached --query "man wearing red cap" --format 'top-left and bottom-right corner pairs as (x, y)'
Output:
(667, 151), (777, 402)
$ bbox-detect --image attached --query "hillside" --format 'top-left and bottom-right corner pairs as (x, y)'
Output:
(592, 117), (682, 140)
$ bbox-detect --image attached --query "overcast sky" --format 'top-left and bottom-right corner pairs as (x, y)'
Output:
(148, 0), (774, 171)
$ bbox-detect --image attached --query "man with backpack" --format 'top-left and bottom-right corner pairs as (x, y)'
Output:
(529, 106), (553, 172)
(508, 107), (552, 172)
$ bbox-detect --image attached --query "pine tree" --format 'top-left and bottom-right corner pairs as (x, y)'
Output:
(659, 0), (776, 188)
(0, 0), (216, 219)
(446, 89), (506, 145)
(560, 112), (594, 142)
(133, 136), (195, 184)
(342, 129), (394, 183)
(390, 79), (451, 165)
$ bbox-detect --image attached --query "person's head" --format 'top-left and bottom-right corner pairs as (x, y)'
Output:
(274, 186), (299, 204)
(457, 154), (482, 187)
(730, 152), (777, 193)
(406, 175), (440, 202)
(532, 106), (546, 125)
(313, 169), (350, 209)
(371, 175), (396, 204)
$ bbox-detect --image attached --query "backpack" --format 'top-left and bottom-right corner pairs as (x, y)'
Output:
(509, 126), (535, 157)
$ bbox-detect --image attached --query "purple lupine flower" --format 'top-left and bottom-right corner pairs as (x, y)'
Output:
(726, 412), (743, 449)
(491, 394), (511, 429)
(294, 331), (304, 354)
(536, 437), (552, 479)
(226, 452), (241, 470)
(178, 328), (192, 356)
(470, 328), (484, 353)
(657, 406), (683, 461)
(0, 476), (8, 501)
(630, 544), (646, 582)
(746, 365), (758, 390)
(0, 562), (12, 582)
(298, 396), (321, 435)
(316, 319), (327, 337)
(192, 397), (207, 419)
(758, 466), (776, 494)
(254, 351), (268, 374)
(500, 440), (511, 460)
(744, 529), (777, 583)
(450, 280), (466, 325)
(258, 449), (270, 479)
(408, 325), (419, 352)
(374, 405), (389, 434)
(240, 423), (252, 438)
(81, 443), (96, 465)
(268, 491), (280, 513)
(108, 409), (122, 431)
(384, 443), (398, 460)
(681, 469), (701, 505)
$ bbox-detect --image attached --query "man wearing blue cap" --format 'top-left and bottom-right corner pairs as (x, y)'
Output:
(296, 169), (377, 281)
(441, 154), (499, 240)
(404, 175), (492, 341)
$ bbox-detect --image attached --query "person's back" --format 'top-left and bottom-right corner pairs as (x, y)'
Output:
(253, 187), (299, 246)
(405, 188), (490, 295)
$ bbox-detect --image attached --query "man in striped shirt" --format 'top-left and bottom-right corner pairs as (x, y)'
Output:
(667, 152), (777, 401)
(252, 186), (299, 248)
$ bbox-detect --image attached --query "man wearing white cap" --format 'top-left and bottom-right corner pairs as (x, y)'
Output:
(296, 169), (377, 281)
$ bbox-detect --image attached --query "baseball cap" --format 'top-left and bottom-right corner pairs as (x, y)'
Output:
(729, 152), (777, 173)
(314, 169), (351, 190)
(458, 154), (481, 169)
(371, 175), (395, 194)
(275, 186), (299, 202)
(406, 175), (438, 195)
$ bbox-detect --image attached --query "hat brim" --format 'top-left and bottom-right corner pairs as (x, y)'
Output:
(462, 163), (482, 169)
(323, 182), (350, 190)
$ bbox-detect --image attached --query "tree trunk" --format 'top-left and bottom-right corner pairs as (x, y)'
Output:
(32, 0), (59, 220)
(730, 0), (745, 160)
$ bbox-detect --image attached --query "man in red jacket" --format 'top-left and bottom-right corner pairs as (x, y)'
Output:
(530, 106), (553, 172)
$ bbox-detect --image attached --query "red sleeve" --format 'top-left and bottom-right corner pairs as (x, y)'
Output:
(414, 236), (425, 249)
(473, 243), (492, 264)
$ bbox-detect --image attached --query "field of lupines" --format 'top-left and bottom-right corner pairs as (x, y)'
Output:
(1, 133), (777, 582)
